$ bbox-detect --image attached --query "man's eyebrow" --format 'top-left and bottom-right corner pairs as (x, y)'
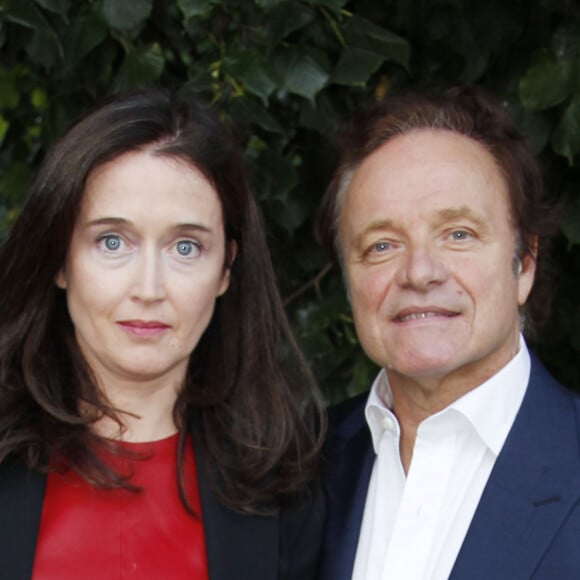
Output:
(435, 206), (489, 229)
(354, 219), (396, 248)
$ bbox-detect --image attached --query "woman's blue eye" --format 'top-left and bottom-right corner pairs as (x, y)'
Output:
(102, 235), (121, 251)
(176, 241), (196, 256)
(451, 230), (469, 240)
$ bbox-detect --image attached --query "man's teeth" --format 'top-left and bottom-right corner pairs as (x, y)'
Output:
(400, 312), (440, 321)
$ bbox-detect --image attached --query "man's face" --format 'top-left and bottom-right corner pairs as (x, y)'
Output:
(339, 129), (536, 394)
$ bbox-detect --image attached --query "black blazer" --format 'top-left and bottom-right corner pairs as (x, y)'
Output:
(0, 423), (324, 580)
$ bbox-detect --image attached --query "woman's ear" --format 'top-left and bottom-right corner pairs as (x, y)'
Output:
(218, 240), (237, 296)
(55, 269), (67, 289)
(227, 240), (237, 269)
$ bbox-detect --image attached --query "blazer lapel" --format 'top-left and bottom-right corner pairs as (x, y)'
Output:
(320, 395), (374, 580)
(450, 357), (580, 579)
(0, 458), (46, 580)
(191, 425), (279, 580)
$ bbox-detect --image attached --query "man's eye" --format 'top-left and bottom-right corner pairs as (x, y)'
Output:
(451, 230), (470, 240)
(99, 235), (122, 251)
(374, 241), (391, 252)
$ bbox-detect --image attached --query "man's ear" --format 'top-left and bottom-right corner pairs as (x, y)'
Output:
(517, 235), (537, 306)
(55, 269), (67, 290)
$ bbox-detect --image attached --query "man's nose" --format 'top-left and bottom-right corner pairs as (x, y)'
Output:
(131, 248), (166, 302)
(394, 245), (449, 290)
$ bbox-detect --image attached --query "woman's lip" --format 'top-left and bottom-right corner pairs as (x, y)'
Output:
(117, 320), (170, 336)
(118, 320), (170, 328)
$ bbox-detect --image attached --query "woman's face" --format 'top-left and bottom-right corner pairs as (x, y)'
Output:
(57, 150), (231, 390)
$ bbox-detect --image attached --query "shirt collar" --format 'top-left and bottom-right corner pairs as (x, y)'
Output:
(365, 371), (398, 453)
(364, 335), (531, 456)
(450, 335), (530, 456)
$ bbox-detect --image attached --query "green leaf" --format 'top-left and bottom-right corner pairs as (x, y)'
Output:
(253, 150), (298, 202)
(552, 94), (580, 164)
(273, 50), (330, 102)
(344, 15), (410, 70)
(0, 162), (29, 206)
(34, 0), (71, 17)
(507, 103), (551, 154)
(229, 96), (283, 133)
(519, 56), (574, 110)
(224, 53), (277, 105)
(177, 0), (217, 19)
(266, 3), (314, 43)
(561, 197), (580, 244)
(299, 93), (340, 134)
(62, 10), (108, 68)
(4, 0), (55, 32)
(305, 0), (348, 10)
(182, 72), (214, 95)
(255, 0), (288, 9)
(0, 206), (20, 244)
(0, 116), (9, 147)
(31, 87), (47, 109)
(0, 69), (20, 109)
(26, 27), (61, 68)
(3, 0), (63, 59)
(331, 47), (385, 86)
(113, 45), (165, 91)
(268, 197), (309, 233)
(101, 0), (153, 31)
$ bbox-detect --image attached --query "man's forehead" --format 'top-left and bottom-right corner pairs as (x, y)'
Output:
(345, 130), (509, 201)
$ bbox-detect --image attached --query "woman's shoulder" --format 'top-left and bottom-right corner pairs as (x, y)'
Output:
(0, 455), (46, 494)
(0, 457), (46, 580)
(278, 482), (325, 580)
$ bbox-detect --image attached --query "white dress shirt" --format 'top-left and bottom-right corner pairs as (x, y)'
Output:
(352, 337), (531, 580)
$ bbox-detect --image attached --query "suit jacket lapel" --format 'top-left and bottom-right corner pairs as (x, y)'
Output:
(0, 458), (46, 580)
(450, 356), (580, 579)
(191, 424), (279, 580)
(320, 394), (374, 580)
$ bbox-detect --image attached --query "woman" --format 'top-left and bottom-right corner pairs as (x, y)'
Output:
(0, 89), (324, 579)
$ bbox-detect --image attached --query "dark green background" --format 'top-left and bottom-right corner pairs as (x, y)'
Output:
(1, 0), (579, 401)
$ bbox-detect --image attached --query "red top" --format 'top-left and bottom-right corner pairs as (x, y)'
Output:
(32, 433), (208, 580)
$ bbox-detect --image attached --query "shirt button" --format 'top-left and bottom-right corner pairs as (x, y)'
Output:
(382, 415), (396, 432)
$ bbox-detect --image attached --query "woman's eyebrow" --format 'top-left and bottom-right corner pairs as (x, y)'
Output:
(85, 217), (129, 227)
(84, 217), (215, 236)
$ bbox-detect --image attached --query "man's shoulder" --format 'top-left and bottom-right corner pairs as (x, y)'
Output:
(523, 352), (580, 445)
(528, 351), (580, 406)
(323, 391), (371, 458)
(322, 392), (375, 489)
(327, 391), (368, 429)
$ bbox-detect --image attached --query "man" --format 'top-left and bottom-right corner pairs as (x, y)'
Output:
(317, 86), (580, 580)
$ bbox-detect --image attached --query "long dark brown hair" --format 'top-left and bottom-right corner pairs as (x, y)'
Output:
(0, 88), (323, 512)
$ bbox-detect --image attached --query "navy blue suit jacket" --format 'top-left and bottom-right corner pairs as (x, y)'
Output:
(320, 354), (580, 579)
(0, 422), (324, 580)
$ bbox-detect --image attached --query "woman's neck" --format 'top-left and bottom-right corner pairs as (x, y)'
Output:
(88, 375), (181, 443)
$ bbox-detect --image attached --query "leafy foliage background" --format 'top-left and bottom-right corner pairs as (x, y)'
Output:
(1, 0), (580, 402)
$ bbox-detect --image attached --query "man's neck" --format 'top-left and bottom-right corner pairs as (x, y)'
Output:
(387, 362), (511, 473)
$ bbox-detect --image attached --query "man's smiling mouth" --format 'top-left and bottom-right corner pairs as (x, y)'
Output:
(394, 309), (460, 322)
